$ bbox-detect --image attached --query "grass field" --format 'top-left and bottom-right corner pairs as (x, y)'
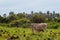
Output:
(0, 26), (60, 40)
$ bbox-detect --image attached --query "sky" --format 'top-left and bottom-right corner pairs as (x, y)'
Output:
(0, 0), (60, 15)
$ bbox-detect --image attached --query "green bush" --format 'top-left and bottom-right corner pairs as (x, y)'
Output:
(0, 23), (8, 27)
(48, 22), (59, 29)
(54, 18), (60, 22)
(31, 14), (46, 23)
(9, 18), (31, 27)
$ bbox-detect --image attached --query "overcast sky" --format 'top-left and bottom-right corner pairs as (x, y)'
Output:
(0, 0), (60, 15)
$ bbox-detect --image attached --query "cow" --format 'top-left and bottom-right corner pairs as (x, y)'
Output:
(31, 23), (47, 33)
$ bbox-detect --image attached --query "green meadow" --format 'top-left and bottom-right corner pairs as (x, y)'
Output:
(0, 26), (60, 40)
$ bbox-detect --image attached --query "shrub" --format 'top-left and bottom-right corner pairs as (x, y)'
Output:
(54, 18), (60, 22)
(9, 18), (31, 27)
(31, 14), (46, 23)
(48, 22), (59, 29)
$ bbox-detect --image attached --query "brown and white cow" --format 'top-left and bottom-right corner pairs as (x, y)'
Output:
(31, 23), (47, 33)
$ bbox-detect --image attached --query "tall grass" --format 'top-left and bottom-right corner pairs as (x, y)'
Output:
(0, 26), (60, 40)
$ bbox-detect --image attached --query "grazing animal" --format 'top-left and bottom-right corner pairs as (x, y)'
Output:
(31, 23), (47, 32)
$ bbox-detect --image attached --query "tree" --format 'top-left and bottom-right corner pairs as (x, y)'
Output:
(31, 14), (46, 23)
(47, 11), (50, 18)
(39, 11), (42, 15)
(9, 18), (30, 27)
(26, 14), (31, 20)
(7, 13), (18, 23)
(7, 15), (18, 23)
(54, 18), (60, 22)
(47, 11), (49, 14)
(56, 13), (60, 18)
(9, 11), (14, 16)
(48, 17), (53, 22)
(0, 15), (3, 23)
(17, 13), (26, 19)
(53, 11), (55, 18)
(31, 11), (33, 14)
(23, 12), (25, 14)
(50, 13), (53, 17)
(1, 18), (9, 23)
(3, 14), (6, 18)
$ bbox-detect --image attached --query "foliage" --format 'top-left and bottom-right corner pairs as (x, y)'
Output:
(48, 22), (60, 29)
(47, 17), (53, 22)
(0, 10), (60, 40)
(9, 18), (30, 27)
(31, 13), (46, 23)
(54, 18), (60, 22)
(0, 26), (60, 40)
(0, 11), (60, 28)
(17, 13), (26, 19)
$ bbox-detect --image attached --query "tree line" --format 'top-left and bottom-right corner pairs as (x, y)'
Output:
(0, 11), (60, 27)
